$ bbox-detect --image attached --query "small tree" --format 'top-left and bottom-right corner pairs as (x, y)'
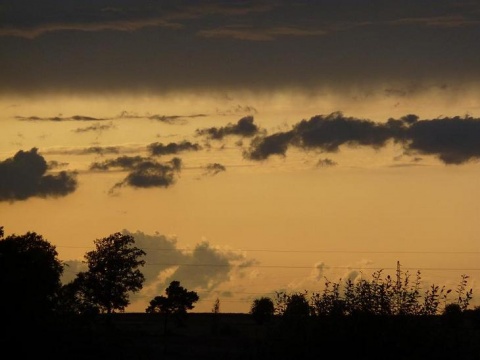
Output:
(211, 297), (221, 334)
(68, 232), (146, 315)
(146, 280), (199, 332)
(250, 297), (275, 325)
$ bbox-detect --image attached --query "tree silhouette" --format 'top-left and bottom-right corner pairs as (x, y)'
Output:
(146, 280), (199, 332)
(67, 232), (146, 315)
(0, 228), (63, 322)
(250, 297), (275, 325)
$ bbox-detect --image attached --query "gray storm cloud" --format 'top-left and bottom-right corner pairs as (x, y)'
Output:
(0, 148), (78, 202)
(244, 112), (480, 165)
(1, 1), (479, 95)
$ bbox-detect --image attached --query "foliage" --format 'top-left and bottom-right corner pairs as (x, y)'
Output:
(66, 232), (146, 314)
(146, 280), (199, 315)
(250, 296), (275, 324)
(0, 229), (64, 320)
(265, 263), (474, 318)
(273, 291), (312, 319)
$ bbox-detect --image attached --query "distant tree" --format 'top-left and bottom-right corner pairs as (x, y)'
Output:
(284, 292), (311, 319)
(67, 232), (146, 315)
(212, 297), (220, 315)
(211, 297), (221, 334)
(250, 297), (275, 325)
(146, 280), (199, 332)
(0, 229), (64, 321)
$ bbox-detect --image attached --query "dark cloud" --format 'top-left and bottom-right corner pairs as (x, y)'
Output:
(119, 159), (181, 188)
(244, 112), (480, 165)
(90, 155), (182, 190)
(243, 131), (295, 160)
(47, 160), (69, 169)
(317, 158), (337, 167)
(90, 155), (146, 170)
(79, 146), (120, 156)
(291, 112), (394, 152)
(147, 140), (201, 156)
(72, 122), (115, 133)
(2, 1), (480, 95)
(215, 105), (258, 116)
(148, 114), (206, 124)
(118, 111), (207, 124)
(43, 145), (130, 156)
(16, 115), (107, 122)
(203, 163), (226, 176)
(196, 116), (263, 140)
(0, 148), (77, 202)
(197, 25), (326, 41)
(406, 116), (480, 164)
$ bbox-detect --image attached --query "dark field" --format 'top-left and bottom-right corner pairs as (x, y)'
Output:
(3, 312), (480, 360)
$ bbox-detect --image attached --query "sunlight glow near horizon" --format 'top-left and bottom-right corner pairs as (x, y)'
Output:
(2, 88), (480, 313)
(4, 0), (480, 310)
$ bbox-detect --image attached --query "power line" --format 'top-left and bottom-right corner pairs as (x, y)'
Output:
(56, 245), (480, 255)
(141, 262), (480, 272)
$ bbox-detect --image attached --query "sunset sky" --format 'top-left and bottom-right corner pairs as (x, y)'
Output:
(2, 0), (480, 313)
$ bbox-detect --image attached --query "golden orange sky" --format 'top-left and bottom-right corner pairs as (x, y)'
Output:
(2, 1), (480, 313)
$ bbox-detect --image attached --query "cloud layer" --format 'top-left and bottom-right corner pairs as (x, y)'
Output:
(2, 1), (479, 94)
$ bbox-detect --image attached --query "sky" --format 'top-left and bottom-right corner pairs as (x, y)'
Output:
(1, 0), (480, 313)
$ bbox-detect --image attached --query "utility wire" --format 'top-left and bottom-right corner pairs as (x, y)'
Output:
(56, 245), (480, 255)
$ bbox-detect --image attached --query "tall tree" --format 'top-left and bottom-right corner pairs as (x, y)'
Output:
(71, 232), (146, 314)
(0, 228), (64, 321)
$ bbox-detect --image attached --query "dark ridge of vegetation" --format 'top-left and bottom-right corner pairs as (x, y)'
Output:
(1, 225), (480, 359)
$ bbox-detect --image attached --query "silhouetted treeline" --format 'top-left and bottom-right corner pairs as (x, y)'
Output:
(1, 226), (480, 359)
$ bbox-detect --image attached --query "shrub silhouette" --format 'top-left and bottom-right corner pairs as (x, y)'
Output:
(265, 262), (473, 318)
(250, 297), (275, 324)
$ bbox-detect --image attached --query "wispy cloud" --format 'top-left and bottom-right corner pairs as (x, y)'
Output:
(72, 122), (115, 133)
(202, 163), (226, 176)
(16, 115), (108, 122)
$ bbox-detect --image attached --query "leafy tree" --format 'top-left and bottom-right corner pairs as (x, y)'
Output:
(68, 232), (146, 314)
(146, 280), (199, 315)
(56, 272), (100, 317)
(146, 280), (199, 332)
(250, 296), (275, 324)
(0, 229), (64, 321)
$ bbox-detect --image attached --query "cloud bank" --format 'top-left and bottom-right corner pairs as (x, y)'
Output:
(2, 1), (479, 95)
(244, 112), (480, 165)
